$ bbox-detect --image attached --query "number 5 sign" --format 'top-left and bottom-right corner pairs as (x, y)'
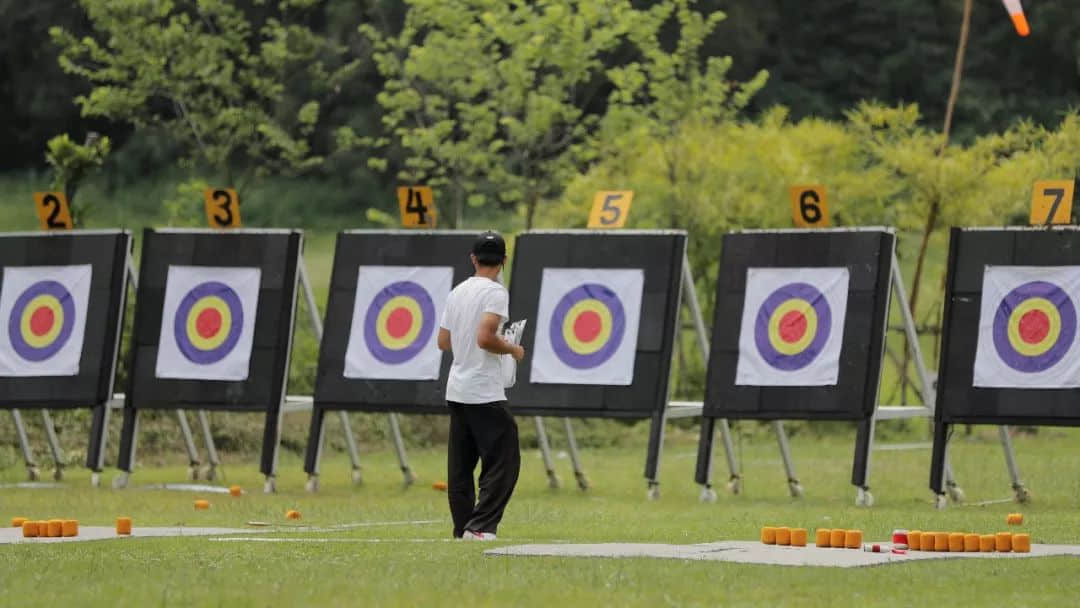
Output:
(789, 185), (830, 228)
(588, 191), (634, 228)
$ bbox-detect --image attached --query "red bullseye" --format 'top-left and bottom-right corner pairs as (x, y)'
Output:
(573, 311), (603, 343)
(29, 307), (54, 336)
(386, 307), (413, 339)
(778, 310), (807, 343)
(1019, 309), (1050, 344)
(196, 308), (222, 339)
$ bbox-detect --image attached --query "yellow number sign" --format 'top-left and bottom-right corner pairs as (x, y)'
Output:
(1030, 180), (1075, 225)
(397, 186), (437, 228)
(204, 188), (242, 228)
(790, 185), (830, 228)
(587, 191), (634, 228)
(33, 192), (73, 230)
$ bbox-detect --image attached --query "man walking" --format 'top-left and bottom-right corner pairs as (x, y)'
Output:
(437, 231), (524, 541)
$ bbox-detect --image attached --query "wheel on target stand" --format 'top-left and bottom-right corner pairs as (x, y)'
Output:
(546, 472), (561, 490)
(112, 472), (130, 489)
(1014, 484), (1031, 504)
(726, 476), (742, 495)
(351, 468), (363, 486)
(187, 465), (200, 481)
(933, 493), (947, 510)
(263, 476), (277, 494)
(401, 468), (417, 488)
(305, 475), (320, 493)
(855, 487), (874, 508)
(52, 466), (64, 482)
(200, 465), (217, 481)
(90, 472), (101, 488)
(646, 483), (660, 501)
(946, 483), (965, 504)
(699, 485), (718, 504)
(574, 472), (590, 491)
(787, 480), (804, 499)
(26, 466), (40, 482)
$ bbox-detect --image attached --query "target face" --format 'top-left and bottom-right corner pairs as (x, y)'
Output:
(736, 267), (850, 386)
(532, 268), (643, 385)
(155, 266), (261, 381)
(344, 266), (452, 380)
(974, 266), (1080, 387)
(0, 265), (92, 376)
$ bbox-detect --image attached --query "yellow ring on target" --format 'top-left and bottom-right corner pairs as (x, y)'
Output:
(20, 295), (64, 349)
(562, 299), (613, 355)
(1007, 297), (1061, 357)
(375, 296), (423, 350)
(767, 299), (818, 356)
(186, 296), (233, 351)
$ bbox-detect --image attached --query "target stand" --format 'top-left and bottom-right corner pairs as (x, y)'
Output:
(304, 230), (522, 491)
(695, 228), (971, 506)
(928, 227), (1080, 508)
(114, 229), (303, 492)
(506, 230), (738, 499)
(0, 230), (130, 484)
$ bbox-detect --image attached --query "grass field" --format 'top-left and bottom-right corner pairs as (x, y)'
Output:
(3, 428), (1080, 607)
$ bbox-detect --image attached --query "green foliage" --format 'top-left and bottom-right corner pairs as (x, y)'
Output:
(44, 132), (111, 226)
(50, 0), (355, 189)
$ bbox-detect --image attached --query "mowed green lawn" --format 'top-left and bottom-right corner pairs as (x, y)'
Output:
(2, 427), (1080, 607)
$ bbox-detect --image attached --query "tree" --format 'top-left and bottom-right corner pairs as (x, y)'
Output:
(44, 132), (111, 226)
(51, 0), (355, 193)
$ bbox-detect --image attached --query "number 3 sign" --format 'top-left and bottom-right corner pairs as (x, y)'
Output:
(204, 188), (242, 228)
(789, 185), (830, 228)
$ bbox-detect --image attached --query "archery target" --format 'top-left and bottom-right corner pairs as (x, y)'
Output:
(736, 267), (850, 386)
(155, 266), (261, 381)
(974, 266), (1080, 387)
(531, 268), (644, 385)
(0, 265), (92, 376)
(344, 265), (452, 380)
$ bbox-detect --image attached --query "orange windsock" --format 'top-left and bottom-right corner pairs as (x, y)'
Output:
(1002, 0), (1030, 37)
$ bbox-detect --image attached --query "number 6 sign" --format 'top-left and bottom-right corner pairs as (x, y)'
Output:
(789, 185), (830, 228)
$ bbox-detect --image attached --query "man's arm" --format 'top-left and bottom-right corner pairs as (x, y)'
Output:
(437, 328), (452, 352)
(477, 313), (524, 360)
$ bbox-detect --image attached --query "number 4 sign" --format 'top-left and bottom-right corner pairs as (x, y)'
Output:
(397, 186), (437, 228)
(588, 191), (634, 228)
(789, 185), (830, 228)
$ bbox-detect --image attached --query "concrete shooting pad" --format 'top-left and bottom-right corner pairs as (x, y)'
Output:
(486, 541), (1080, 568)
(0, 526), (260, 545)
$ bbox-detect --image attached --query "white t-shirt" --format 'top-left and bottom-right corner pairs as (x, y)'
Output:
(440, 276), (510, 404)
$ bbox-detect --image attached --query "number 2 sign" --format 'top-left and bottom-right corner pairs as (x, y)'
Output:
(588, 191), (634, 228)
(789, 185), (830, 228)
(33, 192), (74, 230)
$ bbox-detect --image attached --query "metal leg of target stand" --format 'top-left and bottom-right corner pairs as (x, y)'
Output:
(12, 409), (40, 481)
(998, 425), (1029, 503)
(175, 410), (201, 480)
(563, 418), (588, 490)
(534, 417), (560, 489)
(39, 410), (66, 481)
(87, 403), (111, 488)
(114, 407), (138, 489)
(774, 421), (803, 497)
(196, 410), (220, 481)
(388, 413), (415, 486)
(340, 411), (363, 484)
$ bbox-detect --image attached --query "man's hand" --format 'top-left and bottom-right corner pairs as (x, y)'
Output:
(511, 344), (525, 362)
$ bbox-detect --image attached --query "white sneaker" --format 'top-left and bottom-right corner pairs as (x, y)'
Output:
(461, 530), (496, 541)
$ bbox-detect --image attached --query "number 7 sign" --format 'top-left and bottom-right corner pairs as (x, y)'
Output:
(1030, 180), (1075, 226)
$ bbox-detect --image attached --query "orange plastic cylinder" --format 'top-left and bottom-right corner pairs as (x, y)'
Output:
(907, 531), (922, 550)
(948, 533), (965, 552)
(46, 520), (63, 538)
(845, 530), (863, 549)
(116, 517), (132, 535)
(775, 527), (791, 546)
(21, 521), (38, 538)
(62, 520), (78, 537)
(934, 532), (949, 552)
(964, 534), (980, 552)
(229, 485), (243, 497)
(979, 534), (996, 552)
(1012, 534), (1031, 553)
(1007, 513), (1024, 525)
(11, 517), (27, 528)
(995, 532), (1012, 552)
(760, 527), (777, 544)
(790, 528), (808, 547)
(830, 529), (846, 548)
(816, 529), (831, 548)
(194, 499), (210, 510)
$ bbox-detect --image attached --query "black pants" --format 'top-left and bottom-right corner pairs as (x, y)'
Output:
(447, 401), (520, 537)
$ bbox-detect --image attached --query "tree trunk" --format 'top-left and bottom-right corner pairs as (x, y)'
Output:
(525, 191), (539, 230)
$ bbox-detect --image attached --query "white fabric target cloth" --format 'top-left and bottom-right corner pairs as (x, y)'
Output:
(973, 265), (1080, 388)
(735, 267), (850, 386)
(344, 265), (452, 380)
(530, 268), (644, 385)
(0, 265), (92, 376)
(155, 266), (261, 381)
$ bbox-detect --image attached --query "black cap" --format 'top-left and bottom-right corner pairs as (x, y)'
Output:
(472, 230), (506, 265)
